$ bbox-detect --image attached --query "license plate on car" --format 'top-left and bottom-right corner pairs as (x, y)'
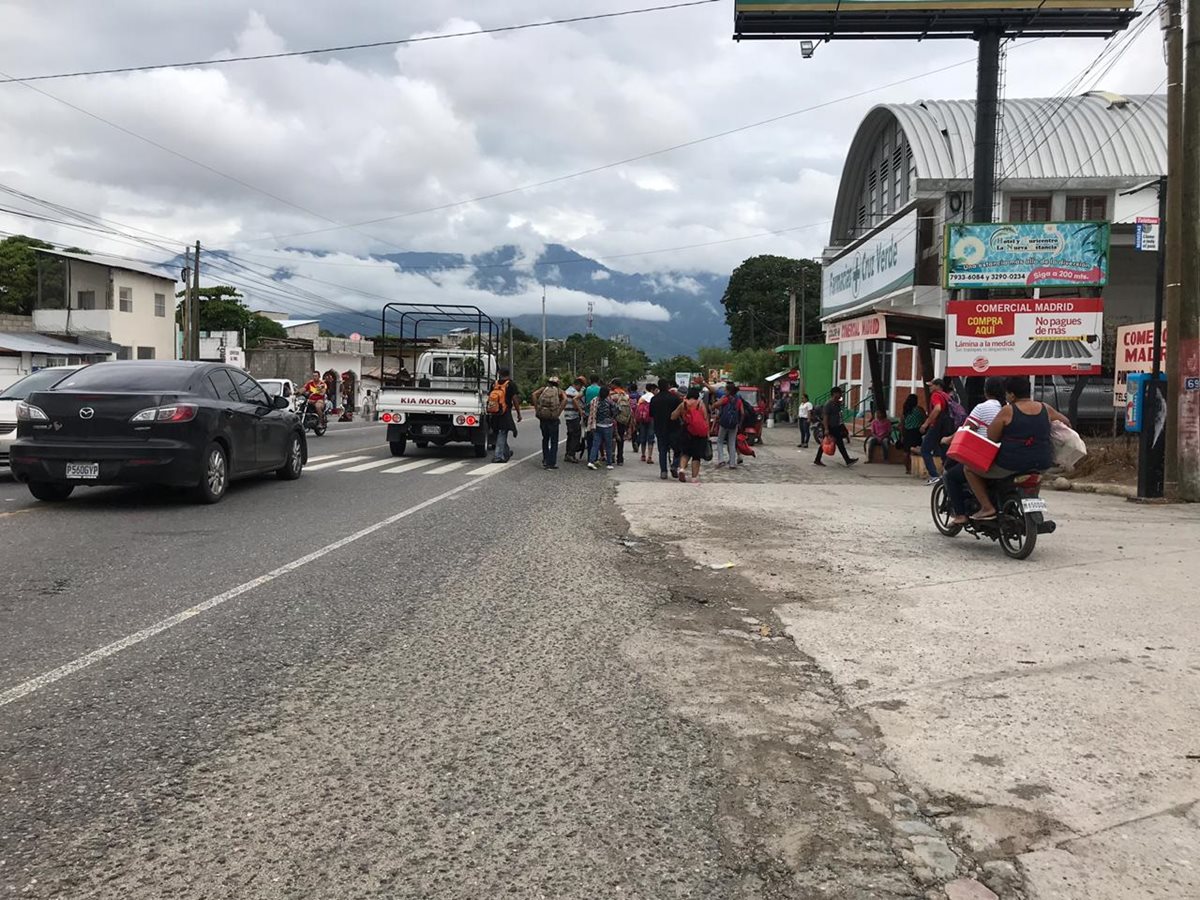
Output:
(65, 462), (99, 479)
(1021, 498), (1047, 514)
(420, 426), (441, 436)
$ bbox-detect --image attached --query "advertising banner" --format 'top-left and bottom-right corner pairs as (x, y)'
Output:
(1113, 321), (1167, 407)
(945, 298), (1103, 376)
(824, 313), (887, 344)
(943, 221), (1110, 289)
(822, 210), (917, 316)
(736, 1), (1132, 9)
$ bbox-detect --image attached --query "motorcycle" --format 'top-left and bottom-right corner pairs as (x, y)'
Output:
(299, 396), (327, 437)
(930, 470), (1056, 560)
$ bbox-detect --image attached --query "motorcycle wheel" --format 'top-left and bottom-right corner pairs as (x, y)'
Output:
(311, 417), (327, 437)
(998, 498), (1037, 560)
(930, 482), (963, 536)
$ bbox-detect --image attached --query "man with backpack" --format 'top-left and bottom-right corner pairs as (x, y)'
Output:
(487, 367), (522, 463)
(609, 378), (633, 466)
(563, 376), (585, 463)
(636, 382), (657, 464)
(532, 376), (567, 469)
(712, 381), (746, 469)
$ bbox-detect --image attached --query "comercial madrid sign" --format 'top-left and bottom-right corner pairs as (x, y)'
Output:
(821, 210), (918, 317)
(944, 221), (1110, 289)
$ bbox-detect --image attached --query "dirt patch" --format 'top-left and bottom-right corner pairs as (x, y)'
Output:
(1066, 436), (1136, 486)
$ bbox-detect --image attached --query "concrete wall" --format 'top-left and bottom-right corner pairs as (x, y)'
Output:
(0, 314), (34, 333)
(245, 348), (315, 388)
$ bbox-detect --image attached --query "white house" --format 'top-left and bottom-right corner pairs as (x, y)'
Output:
(32, 248), (180, 362)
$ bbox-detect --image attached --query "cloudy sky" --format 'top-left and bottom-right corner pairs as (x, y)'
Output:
(0, 0), (1168, 322)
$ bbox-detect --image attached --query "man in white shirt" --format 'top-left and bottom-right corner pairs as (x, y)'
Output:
(563, 377), (585, 463)
(942, 376), (1005, 523)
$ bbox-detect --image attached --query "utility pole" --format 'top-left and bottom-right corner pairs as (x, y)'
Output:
(181, 247), (192, 361)
(787, 285), (797, 346)
(1179, 0), (1200, 500)
(1137, 177), (1168, 499)
(541, 284), (547, 379)
(190, 241), (201, 362)
(508, 317), (515, 371)
(1163, 0), (1184, 494)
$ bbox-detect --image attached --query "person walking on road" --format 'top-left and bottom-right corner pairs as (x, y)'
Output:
(796, 393), (813, 448)
(587, 385), (618, 470)
(813, 386), (857, 468)
(636, 382), (657, 464)
(532, 376), (567, 469)
(712, 381), (745, 469)
(563, 376), (585, 463)
(582, 374), (601, 463)
(919, 377), (951, 485)
(650, 377), (681, 480)
(671, 385), (710, 483)
(488, 367), (521, 463)
(609, 378), (633, 466)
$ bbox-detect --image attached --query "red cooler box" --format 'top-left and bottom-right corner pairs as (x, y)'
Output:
(947, 427), (999, 472)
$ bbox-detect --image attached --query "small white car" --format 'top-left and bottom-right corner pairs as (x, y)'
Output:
(257, 378), (298, 412)
(0, 365), (85, 467)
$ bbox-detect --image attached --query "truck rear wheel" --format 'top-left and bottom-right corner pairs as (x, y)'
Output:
(390, 438), (407, 457)
(473, 443), (487, 458)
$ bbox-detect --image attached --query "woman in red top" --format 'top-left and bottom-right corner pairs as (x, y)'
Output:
(670, 386), (710, 483)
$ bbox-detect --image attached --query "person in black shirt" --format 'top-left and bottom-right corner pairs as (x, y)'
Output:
(648, 377), (682, 480)
(814, 386), (858, 467)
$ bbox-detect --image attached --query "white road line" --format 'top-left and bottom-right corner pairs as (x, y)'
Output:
(304, 455), (370, 471)
(426, 460), (466, 475)
(339, 458), (398, 473)
(382, 458), (437, 474)
(0, 446), (545, 709)
(305, 453), (340, 463)
(465, 465), (494, 477)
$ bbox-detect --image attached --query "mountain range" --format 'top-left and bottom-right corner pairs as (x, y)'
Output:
(277, 244), (731, 360)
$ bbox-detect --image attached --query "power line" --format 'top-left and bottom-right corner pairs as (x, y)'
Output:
(0, 1), (721, 85)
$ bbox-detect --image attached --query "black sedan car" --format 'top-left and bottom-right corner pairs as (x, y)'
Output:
(11, 361), (307, 504)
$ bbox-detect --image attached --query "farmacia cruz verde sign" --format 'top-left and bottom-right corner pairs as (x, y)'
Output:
(821, 210), (917, 316)
(943, 221), (1110, 289)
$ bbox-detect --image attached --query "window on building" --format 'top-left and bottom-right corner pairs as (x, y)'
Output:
(136, 346), (156, 360)
(116, 346), (132, 360)
(43, 356), (69, 368)
(1008, 196), (1051, 222)
(1065, 195), (1108, 221)
(119, 287), (133, 312)
(76, 290), (96, 310)
(154, 293), (166, 317)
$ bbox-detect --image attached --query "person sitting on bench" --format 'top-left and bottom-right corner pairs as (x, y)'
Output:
(864, 408), (894, 462)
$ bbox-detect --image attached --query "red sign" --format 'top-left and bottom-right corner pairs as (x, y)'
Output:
(824, 313), (887, 343)
(945, 298), (1103, 376)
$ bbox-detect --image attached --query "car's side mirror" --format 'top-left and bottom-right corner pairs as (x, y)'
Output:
(272, 395), (290, 410)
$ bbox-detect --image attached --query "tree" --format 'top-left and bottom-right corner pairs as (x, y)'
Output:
(650, 355), (700, 381)
(697, 346), (730, 369)
(0, 236), (88, 315)
(730, 348), (785, 387)
(176, 284), (287, 348)
(721, 255), (822, 351)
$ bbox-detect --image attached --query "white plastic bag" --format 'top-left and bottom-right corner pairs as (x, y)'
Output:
(1050, 421), (1087, 470)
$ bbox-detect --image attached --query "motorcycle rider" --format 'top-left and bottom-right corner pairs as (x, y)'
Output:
(964, 375), (1070, 521)
(942, 376), (1006, 525)
(301, 371), (327, 425)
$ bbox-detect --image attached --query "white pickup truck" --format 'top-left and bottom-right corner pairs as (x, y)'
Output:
(378, 349), (497, 458)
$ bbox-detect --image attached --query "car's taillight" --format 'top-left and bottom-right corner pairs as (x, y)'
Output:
(465, 415), (478, 426)
(381, 412), (393, 423)
(16, 402), (48, 421)
(131, 404), (198, 423)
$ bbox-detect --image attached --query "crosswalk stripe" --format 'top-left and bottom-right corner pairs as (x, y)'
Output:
(306, 454), (340, 463)
(425, 460), (466, 475)
(305, 455), (369, 471)
(382, 458), (438, 474)
(465, 465), (493, 477)
(340, 458), (399, 472)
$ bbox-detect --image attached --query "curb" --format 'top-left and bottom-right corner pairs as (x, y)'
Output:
(1050, 477), (1136, 498)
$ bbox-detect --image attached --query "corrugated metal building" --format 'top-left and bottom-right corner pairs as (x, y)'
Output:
(820, 90), (1164, 420)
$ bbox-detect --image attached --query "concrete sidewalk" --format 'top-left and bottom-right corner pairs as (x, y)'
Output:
(614, 435), (1200, 899)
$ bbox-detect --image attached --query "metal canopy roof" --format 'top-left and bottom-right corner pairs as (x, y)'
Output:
(0, 332), (115, 355)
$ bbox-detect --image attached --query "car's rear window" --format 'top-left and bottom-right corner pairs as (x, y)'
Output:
(52, 364), (197, 392)
(0, 368), (78, 400)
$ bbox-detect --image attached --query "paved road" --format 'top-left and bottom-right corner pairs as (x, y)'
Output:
(0, 423), (743, 898)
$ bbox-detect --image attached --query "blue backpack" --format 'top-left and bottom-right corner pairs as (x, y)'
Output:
(718, 397), (743, 429)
